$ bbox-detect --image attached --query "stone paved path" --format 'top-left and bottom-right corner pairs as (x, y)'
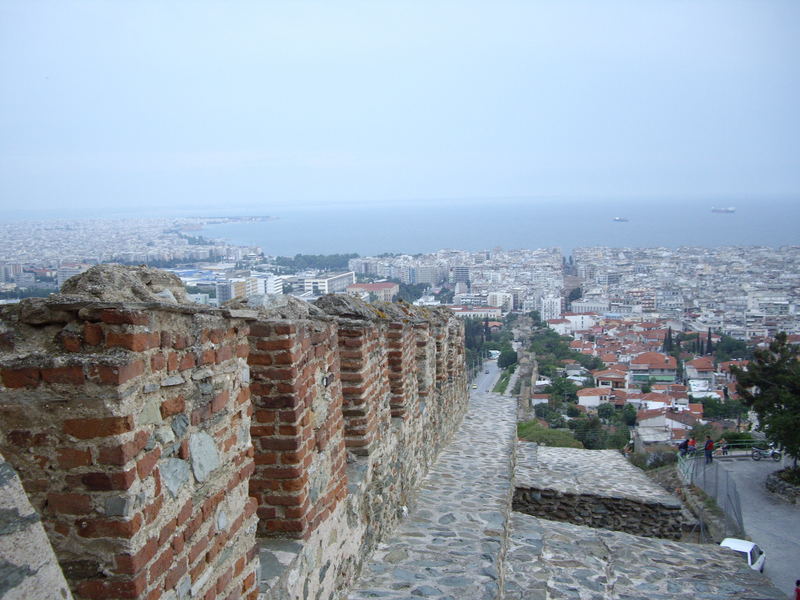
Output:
(347, 391), (518, 600)
(505, 513), (786, 600)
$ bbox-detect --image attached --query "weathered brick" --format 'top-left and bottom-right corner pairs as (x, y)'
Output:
(1, 367), (40, 388)
(76, 513), (142, 538)
(179, 352), (196, 371)
(160, 394), (185, 418)
(97, 430), (150, 466)
(80, 468), (137, 491)
(64, 415), (134, 439)
(106, 331), (160, 351)
(216, 345), (234, 363)
(114, 537), (158, 574)
(164, 557), (188, 591)
(57, 447), (92, 469)
(83, 322), (104, 346)
(61, 333), (82, 352)
(148, 546), (174, 581)
(47, 492), (92, 514)
(41, 365), (85, 385)
(76, 572), (147, 599)
(92, 360), (145, 385)
(136, 446), (161, 479)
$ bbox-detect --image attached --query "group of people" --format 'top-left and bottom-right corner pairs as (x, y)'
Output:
(678, 436), (728, 463)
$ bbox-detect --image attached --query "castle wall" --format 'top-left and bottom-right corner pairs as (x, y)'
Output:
(0, 289), (258, 599)
(0, 267), (470, 600)
(259, 296), (469, 600)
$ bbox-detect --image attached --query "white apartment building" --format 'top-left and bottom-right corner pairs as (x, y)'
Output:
(540, 294), (562, 322)
(302, 271), (355, 295)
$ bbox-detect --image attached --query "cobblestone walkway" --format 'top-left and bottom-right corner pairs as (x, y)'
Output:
(347, 392), (518, 600)
(505, 513), (786, 600)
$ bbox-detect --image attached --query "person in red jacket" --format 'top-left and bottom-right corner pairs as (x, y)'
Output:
(704, 436), (715, 464)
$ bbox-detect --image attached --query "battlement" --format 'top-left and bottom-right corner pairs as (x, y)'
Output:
(0, 266), (468, 600)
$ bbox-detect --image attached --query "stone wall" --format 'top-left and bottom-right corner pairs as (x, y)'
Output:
(0, 271), (259, 600)
(259, 296), (469, 600)
(513, 444), (683, 540)
(766, 469), (800, 504)
(0, 266), (469, 600)
(513, 487), (683, 539)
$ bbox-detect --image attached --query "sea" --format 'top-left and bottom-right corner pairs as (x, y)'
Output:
(196, 196), (800, 257)
(3, 196), (798, 257)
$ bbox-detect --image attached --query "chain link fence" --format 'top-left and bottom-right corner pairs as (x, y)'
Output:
(678, 455), (745, 537)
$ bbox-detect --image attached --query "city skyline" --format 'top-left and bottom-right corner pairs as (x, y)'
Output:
(1, 0), (799, 216)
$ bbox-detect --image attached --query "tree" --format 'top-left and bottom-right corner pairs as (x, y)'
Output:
(618, 403), (637, 426)
(597, 403), (615, 422)
(498, 348), (518, 369)
(573, 417), (606, 449)
(543, 377), (580, 405)
(715, 335), (751, 362)
(662, 326), (673, 353)
(732, 333), (800, 467)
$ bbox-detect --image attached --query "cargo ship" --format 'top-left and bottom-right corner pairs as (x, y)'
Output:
(612, 216), (629, 222)
(711, 207), (736, 213)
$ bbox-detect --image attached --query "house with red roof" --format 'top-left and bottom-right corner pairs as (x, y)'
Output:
(685, 356), (715, 384)
(592, 369), (627, 390)
(629, 352), (678, 386)
(577, 387), (613, 410)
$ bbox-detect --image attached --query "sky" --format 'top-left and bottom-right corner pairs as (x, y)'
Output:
(1, 0), (799, 215)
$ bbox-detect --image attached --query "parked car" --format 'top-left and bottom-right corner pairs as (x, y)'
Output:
(472, 384), (477, 389)
(719, 538), (765, 572)
(485, 370), (489, 374)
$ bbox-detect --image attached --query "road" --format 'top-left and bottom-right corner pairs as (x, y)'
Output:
(724, 457), (800, 597)
(472, 359), (500, 394)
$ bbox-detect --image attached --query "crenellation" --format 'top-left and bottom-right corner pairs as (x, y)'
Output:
(0, 267), (470, 600)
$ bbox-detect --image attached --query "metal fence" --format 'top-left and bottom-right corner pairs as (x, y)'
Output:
(678, 454), (745, 538)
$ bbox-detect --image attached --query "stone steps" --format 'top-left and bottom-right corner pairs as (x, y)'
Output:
(346, 392), (519, 600)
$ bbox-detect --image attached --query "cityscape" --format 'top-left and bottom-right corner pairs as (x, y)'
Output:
(2, 1), (799, 598)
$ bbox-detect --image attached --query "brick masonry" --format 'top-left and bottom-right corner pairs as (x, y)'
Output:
(0, 266), (470, 600)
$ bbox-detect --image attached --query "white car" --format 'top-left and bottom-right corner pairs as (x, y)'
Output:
(719, 538), (766, 573)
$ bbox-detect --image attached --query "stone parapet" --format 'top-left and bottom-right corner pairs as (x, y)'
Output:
(513, 443), (683, 539)
(0, 268), (470, 600)
(0, 266), (259, 600)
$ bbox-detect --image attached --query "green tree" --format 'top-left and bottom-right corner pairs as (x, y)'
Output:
(543, 377), (580, 405)
(732, 332), (800, 466)
(617, 403), (637, 426)
(714, 335), (751, 362)
(567, 287), (582, 302)
(573, 417), (606, 449)
(597, 403), (615, 422)
(662, 326), (673, 353)
(498, 348), (518, 369)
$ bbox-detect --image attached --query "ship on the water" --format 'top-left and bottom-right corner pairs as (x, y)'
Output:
(612, 216), (629, 222)
(711, 207), (736, 213)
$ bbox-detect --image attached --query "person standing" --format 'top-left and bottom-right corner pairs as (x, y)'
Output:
(704, 435), (715, 464)
(795, 579), (800, 600)
(688, 437), (697, 456)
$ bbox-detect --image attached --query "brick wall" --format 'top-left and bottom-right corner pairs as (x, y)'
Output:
(0, 291), (258, 600)
(0, 267), (471, 600)
(247, 313), (347, 539)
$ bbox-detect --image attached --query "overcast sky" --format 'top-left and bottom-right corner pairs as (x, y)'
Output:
(1, 1), (798, 214)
